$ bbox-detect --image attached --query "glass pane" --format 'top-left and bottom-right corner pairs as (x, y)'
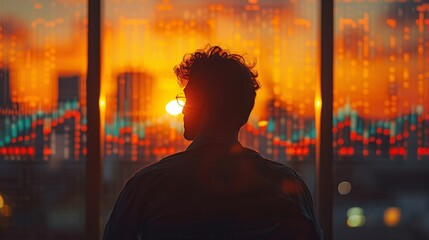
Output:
(102, 0), (319, 228)
(0, 1), (87, 238)
(334, 1), (429, 239)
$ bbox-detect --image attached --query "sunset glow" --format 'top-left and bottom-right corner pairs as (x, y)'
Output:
(165, 100), (183, 116)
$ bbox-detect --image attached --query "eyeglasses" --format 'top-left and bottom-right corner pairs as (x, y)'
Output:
(176, 93), (204, 109)
(175, 93), (186, 107)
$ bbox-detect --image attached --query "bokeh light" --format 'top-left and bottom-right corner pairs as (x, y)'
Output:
(258, 120), (268, 128)
(99, 96), (106, 108)
(347, 207), (365, 228)
(338, 181), (352, 195)
(314, 97), (322, 109)
(384, 207), (401, 227)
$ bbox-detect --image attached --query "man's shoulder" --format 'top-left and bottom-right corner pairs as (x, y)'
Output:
(132, 150), (189, 180)
(243, 147), (303, 179)
(131, 147), (302, 182)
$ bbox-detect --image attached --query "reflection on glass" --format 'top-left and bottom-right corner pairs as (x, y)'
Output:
(0, 0), (87, 238)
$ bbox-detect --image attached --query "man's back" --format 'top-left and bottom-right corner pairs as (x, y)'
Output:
(104, 141), (322, 239)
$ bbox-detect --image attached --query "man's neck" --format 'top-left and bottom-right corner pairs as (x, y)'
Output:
(186, 128), (240, 150)
(198, 128), (239, 141)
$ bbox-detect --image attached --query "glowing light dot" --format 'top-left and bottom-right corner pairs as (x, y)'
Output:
(99, 97), (106, 108)
(338, 181), (352, 195)
(347, 207), (363, 218)
(347, 214), (365, 228)
(0, 195), (3, 208)
(347, 207), (365, 228)
(258, 121), (268, 127)
(384, 207), (401, 227)
(314, 98), (322, 109)
(166, 100), (183, 115)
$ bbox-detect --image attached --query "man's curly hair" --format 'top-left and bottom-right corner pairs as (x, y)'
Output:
(174, 45), (261, 128)
(174, 46), (260, 90)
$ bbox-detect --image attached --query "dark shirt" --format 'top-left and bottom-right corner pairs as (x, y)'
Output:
(104, 139), (323, 240)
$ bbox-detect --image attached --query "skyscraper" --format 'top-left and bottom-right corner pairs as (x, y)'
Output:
(56, 75), (82, 161)
(116, 71), (155, 122)
(0, 68), (12, 109)
(58, 75), (81, 104)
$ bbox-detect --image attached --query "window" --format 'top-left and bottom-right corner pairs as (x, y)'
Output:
(101, 0), (319, 229)
(333, 1), (429, 239)
(0, 0), (87, 238)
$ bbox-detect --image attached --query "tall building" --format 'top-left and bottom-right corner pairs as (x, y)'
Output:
(116, 71), (155, 122)
(56, 75), (82, 161)
(0, 68), (12, 108)
(58, 75), (80, 104)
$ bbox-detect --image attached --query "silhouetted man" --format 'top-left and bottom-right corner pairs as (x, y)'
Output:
(104, 46), (323, 239)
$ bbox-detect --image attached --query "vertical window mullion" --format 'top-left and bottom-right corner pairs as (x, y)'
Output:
(86, 0), (102, 239)
(317, 0), (334, 240)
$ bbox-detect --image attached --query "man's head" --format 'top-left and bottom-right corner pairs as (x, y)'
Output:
(174, 46), (260, 140)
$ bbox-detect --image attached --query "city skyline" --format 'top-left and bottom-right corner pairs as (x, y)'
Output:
(1, 74), (428, 162)
(1, 1), (429, 163)
(1, 1), (428, 118)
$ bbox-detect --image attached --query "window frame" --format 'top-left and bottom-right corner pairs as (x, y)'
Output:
(86, 0), (102, 239)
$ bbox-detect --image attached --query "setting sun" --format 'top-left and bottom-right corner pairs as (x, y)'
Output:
(165, 100), (184, 115)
